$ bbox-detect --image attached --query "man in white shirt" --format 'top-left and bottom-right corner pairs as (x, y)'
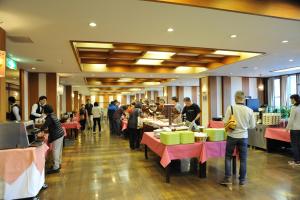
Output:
(8, 96), (21, 121)
(220, 91), (256, 186)
(30, 96), (47, 120)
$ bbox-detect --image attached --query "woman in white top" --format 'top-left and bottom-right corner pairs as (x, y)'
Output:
(92, 102), (102, 133)
(286, 94), (300, 165)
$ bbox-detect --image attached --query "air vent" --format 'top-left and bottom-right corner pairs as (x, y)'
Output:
(36, 59), (44, 62)
(7, 36), (33, 43)
(242, 66), (249, 69)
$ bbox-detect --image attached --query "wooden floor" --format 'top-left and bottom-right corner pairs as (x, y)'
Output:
(40, 122), (300, 200)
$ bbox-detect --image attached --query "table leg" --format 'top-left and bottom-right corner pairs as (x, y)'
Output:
(166, 165), (170, 183)
(232, 156), (237, 176)
(199, 162), (207, 178)
(145, 145), (148, 160)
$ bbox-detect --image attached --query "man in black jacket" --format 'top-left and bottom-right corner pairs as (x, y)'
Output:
(41, 105), (64, 174)
(85, 99), (93, 130)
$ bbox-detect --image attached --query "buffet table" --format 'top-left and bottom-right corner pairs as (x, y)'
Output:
(265, 128), (290, 152)
(0, 144), (48, 199)
(141, 132), (236, 183)
(61, 121), (81, 139)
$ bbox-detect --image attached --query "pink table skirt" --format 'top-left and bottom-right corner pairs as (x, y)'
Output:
(207, 120), (224, 128)
(265, 128), (290, 142)
(141, 132), (227, 168)
(0, 144), (49, 184)
(62, 121), (81, 130)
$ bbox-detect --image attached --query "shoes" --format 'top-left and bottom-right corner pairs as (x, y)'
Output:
(294, 161), (300, 166)
(47, 168), (60, 174)
(239, 180), (246, 185)
(288, 160), (295, 165)
(41, 183), (48, 190)
(219, 177), (232, 185)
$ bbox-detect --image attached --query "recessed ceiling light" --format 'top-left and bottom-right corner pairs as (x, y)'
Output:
(289, 59), (294, 62)
(117, 78), (135, 82)
(75, 42), (113, 49)
(143, 51), (175, 59)
(230, 34), (237, 38)
(136, 59), (163, 65)
(281, 40), (289, 43)
(273, 66), (300, 73)
(31, 67), (36, 70)
(89, 22), (97, 27)
(95, 81), (101, 85)
(143, 82), (161, 86)
(167, 28), (174, 32)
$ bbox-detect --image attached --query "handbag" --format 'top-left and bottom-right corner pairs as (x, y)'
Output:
(225, 106), (237, 132)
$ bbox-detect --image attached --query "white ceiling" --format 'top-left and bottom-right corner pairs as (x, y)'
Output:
(1, 0), (300, 91)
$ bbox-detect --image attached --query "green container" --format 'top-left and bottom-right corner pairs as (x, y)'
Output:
(176, 131), (195, 144)
(204, 128), (225, 141)
(160, 132), (180, 145)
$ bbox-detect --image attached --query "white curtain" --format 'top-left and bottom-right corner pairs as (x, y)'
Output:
(268, 78), (275, 107)
(297, 74), (300, 95)
(281, 76), (288, 107)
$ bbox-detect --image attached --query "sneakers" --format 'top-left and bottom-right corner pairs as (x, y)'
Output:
(47, 168), (60, 174)
(220, 177), (232, 185)
(239, 180), (246, 186)
(288, 160), (295, 165)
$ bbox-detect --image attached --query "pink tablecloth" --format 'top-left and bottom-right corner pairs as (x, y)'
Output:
(62, 121), (81, 130)
(141, 132), (227, 167)
(265, 128), (290, 142)
(0, 144), (49, 184)
(207, 120), (224, 128)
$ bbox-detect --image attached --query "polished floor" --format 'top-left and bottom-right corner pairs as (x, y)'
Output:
(40, 122), (300, 200)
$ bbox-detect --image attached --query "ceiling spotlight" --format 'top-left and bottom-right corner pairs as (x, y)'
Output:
(230, 34), (237, 38)
(289, 59), (294, 62)
(89, 22), (97, 27)
(167, 28), (174, 32)
(281, 40), (288, 43)
(31, 67), (36, 70)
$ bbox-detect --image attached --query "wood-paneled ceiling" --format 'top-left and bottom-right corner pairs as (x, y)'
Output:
(89, 87), (144, 95)
(86, 77), (171, 86)
(71, 41), (262, 74)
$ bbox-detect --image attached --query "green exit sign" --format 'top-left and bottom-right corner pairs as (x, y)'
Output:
(6, 57), (17, 70)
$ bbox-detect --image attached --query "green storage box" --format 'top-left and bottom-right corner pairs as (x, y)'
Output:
(160, 132), (180, 145)
(204, 128), (225, 141)
(177, 131), (195, 144)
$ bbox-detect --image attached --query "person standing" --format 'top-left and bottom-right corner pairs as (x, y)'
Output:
(8, 96), (21, 121)
(114, 105), (128, 136)
(79, 104), (87, 132)
(107, 101), (117, 134)
(30, 96), (47, 121)
(40, 105), (65, 174)
(286, 94), (300, 166)
(220, 91), (256, 186)
(92, 102), (102, 133)
(181, 97), (201, 125)
(128, 103), (142, 150)
(85, 99), (93, 130)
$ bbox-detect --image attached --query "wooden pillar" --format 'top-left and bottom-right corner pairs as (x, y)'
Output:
(46, 73), (57, 113)
(146, 91), (151, 100)
(79, 94), (82, 107)
(104, 95), (109, 108)
(153, 91), (158, 102)
(28, 73), (39, 117)
(20, 69), (25, 120)
(176, 86), (184, 103)
(121, 95), (127, 105)
(73, 91), (79, 112)
(0, 27), (6, 121)
(65, 85), (72, 112)
(167, 86), (172, 103)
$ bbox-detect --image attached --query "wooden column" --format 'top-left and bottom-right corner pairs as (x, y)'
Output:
(0, 27), (6, 121)
(73, 91), (79, 112)
(153, 91), (158, 102)
(167, 86), (172, 103)
(121, 95), (127, 105)
(176, 86), (184, 103)
(65, 85), (72, 112)
(20, 69), (25, 120)
(104, 95), (109, 108)
(147, 91), (151, 100)
(28, 73), (39, 117)
(46, 73), (57, 113)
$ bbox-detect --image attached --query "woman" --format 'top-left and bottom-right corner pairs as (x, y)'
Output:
(286, 94), (300, 166)
(79, 104), (87, 132)
(128, 103), (142, 150)
(40, 105), (64, 174)
(92, 102), (102, 133)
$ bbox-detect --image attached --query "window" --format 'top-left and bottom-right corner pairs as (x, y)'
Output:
(274, 79), (281, 108)
(287, 75), (297, 106)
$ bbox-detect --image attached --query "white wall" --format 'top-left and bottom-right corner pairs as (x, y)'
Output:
(158, 89), (163, 97)
(183, 86), (192, 99)
(230, 77), (243, 104)
(249, 78), (258, 99)
(38, 73), (46, 97)
(216, 77), (223, 117)
(172, 86), (177, 97)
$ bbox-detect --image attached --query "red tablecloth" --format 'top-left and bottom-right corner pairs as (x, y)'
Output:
(265, 128), (290, 142)
(62, 121), (81, 130)
(207, 120), (224, 128)
(141, 132), (227, 167)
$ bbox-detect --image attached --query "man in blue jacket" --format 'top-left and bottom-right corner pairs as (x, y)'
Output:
(107, 100), (118, 134)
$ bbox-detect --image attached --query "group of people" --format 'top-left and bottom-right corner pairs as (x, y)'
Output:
(79, 99), (103, 133)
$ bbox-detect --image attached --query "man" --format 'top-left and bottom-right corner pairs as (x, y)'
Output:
(85, 99), (93, 130)
(107, 101), (117, 134)
(8, 96), (21, 121)
(220, 91), (256, 186)
(171, 96), (182, 113)
(30, 96), (47, 120)
(181, 97), (201, 125)
(171, 97), (182, 123)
